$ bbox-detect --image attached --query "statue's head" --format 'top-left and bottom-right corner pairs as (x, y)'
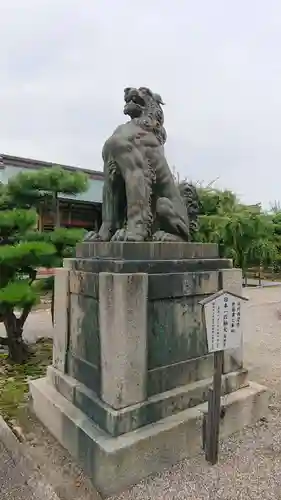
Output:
(124, 87), (165, 120)
(123, 87), (166, 143)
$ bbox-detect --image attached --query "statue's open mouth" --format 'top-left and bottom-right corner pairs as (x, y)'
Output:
(124, 88), (146, 118)
(124, 89), (145, 106)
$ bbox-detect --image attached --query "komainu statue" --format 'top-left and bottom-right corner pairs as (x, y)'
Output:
(85, 87), (198, 242)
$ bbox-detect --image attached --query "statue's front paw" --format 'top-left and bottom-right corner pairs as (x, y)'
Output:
(111, 229), (144, 242)
(83, 226), (112, 242)
(83, 231), (101, 242)
(152, 231), (183, 242)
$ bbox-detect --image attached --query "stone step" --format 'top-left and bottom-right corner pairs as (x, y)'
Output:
(47, 365), (249, 437)
(76, 242), (219, 260)
(65, 257), (233, 274)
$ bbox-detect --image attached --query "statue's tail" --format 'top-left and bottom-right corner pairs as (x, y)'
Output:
(178, 182), (199, 237)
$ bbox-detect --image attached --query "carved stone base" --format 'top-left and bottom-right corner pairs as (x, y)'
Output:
(30, 242), (268, 496)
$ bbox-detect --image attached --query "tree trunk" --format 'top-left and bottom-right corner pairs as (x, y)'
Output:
(3, 312), (29, 363)
(259, 264), (262, 286)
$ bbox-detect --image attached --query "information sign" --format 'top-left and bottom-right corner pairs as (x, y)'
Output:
(200, 290), (247, 353)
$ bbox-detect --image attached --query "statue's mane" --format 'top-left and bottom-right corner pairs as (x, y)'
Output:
(135, 87), (167, 145)
(178, 181), (199, 235)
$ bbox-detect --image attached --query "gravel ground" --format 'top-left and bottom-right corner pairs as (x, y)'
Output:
(19, 410), (102, 500)
(0, 439), (59, 500)
(0, 440), (40, 500)
(109, 287), (281, 500)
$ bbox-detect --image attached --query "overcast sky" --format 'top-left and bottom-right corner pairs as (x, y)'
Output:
(1, 1), (281, 207)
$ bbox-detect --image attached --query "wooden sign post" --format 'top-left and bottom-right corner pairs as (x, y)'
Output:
(200, 290), (247, 465)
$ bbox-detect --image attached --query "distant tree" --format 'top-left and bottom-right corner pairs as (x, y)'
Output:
(270, 200), (281, 214)
(197, 187), (238, 217)
(171, 169), (279, 276)
(222, 210), (277, 276)
(195, 186), (278, 276)
(270, 211), (281, 272)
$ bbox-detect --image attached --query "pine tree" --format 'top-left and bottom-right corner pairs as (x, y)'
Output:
(7, 165), (89, 228)
(0, 205), (55, 362)
(0, 166), (89, 362)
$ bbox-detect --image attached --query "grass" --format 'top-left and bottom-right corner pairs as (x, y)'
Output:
(0, 339), (52, 424)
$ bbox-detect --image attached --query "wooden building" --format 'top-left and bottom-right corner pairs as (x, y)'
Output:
(0, 154), (104, 232)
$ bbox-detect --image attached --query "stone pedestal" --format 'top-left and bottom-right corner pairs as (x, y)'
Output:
(30, 242), (269, 497)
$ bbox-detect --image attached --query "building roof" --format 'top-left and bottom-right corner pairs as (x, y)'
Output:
(0, 154), (104, 204)
(0, 153), (104, 180)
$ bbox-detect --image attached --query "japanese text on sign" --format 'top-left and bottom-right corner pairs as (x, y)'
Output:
(201, 291), (245, 352)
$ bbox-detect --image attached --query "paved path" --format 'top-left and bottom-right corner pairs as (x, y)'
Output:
(245, 278), (281, 287)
